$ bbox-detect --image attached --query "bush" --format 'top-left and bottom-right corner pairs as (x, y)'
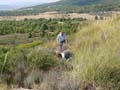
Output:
(0, 47), (59, 88)
(0, 46), (10, 73)
(2, 49), (27, 73)
(28, 49), (59, 70)
(2, 47), (58, 73)
(17, 40), (43, 49)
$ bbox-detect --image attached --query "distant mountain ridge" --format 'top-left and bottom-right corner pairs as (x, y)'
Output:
(53, 0), (120, 5)
(0, 0), (120, 16)
(31, 0), (120, 12)
(31, 0), (120, 13)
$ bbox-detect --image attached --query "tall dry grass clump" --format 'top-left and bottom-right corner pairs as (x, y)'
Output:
(72, 17), (120, 90)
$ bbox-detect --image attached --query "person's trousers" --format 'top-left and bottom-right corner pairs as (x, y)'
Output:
(60, 40), (66, 50)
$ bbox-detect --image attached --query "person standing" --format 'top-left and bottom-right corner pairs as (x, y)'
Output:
(57, 32), (67, 51)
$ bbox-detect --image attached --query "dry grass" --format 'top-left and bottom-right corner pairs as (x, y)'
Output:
(1, 11), (120, 21)
(71, 16), (120, 90)
(0, 33), (40, 46)
(0, 12), (96, 21)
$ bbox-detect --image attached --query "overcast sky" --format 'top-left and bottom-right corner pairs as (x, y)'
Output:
(0, 0), (59, 5)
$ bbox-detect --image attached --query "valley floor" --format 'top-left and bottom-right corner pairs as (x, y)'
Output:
(0, 11), (114, 21)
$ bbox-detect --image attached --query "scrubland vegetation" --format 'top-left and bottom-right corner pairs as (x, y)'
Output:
(0, 16), (120, 90)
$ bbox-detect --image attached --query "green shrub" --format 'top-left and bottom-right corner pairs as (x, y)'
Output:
(2, 49), (27, 73)
(1, 47), (59, 74)
(0, 46), (10, 72)
(17, 40), (43, 49)
(28, 49), (59, 70)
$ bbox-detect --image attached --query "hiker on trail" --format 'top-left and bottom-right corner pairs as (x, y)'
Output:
(57, 32), (67, 50)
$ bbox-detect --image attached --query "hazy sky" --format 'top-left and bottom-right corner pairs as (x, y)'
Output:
(0, 0), (59, 5)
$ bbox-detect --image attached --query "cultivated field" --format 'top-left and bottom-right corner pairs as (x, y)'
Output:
(0, 11), (97, 20)
(1, 11), (119, 21)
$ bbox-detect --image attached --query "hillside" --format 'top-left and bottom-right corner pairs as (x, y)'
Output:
(33, 0), (120, 12)
(52, 0), (120, 5)
(0, 0), (120, 16)
(0, 16), (120, 90)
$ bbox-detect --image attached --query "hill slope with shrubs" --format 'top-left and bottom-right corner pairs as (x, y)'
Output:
(0, 17), (120, 89)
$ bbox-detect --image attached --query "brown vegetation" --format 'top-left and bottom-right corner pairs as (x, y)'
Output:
(0, 12), (96, 21)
